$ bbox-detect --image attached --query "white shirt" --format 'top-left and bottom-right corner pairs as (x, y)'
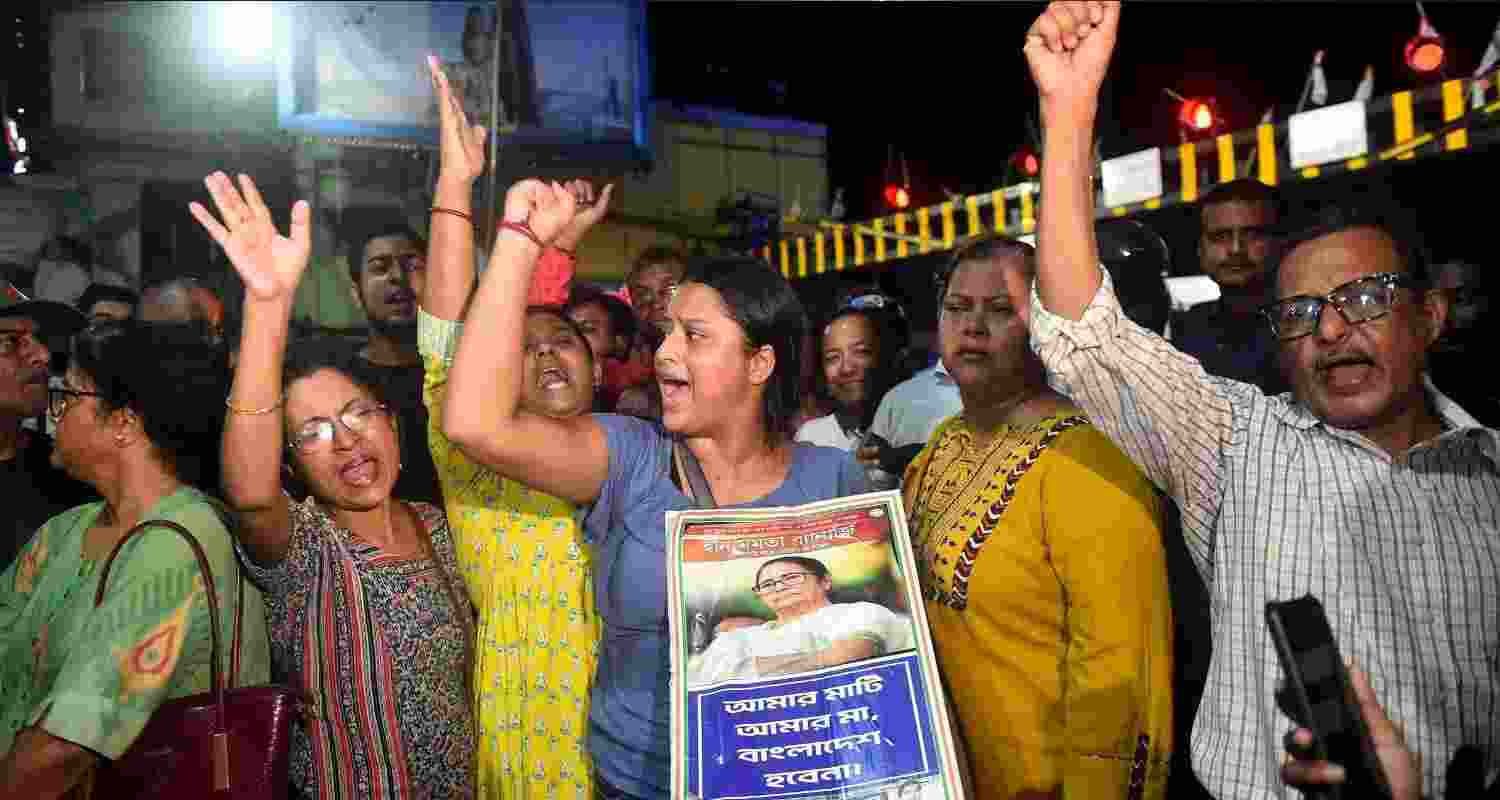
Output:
(689, 602), (914, 689)
(795, 413), (860, 451)
(868, 363), (963, 450)
(1030, 267), (1500, 800)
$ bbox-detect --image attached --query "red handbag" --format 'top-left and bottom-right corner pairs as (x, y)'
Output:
(88, 518), (301, 799)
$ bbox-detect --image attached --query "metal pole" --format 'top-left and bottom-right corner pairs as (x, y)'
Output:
(485, 1), (502, 254)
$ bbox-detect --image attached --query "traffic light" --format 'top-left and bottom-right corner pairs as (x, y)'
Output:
(883, 184), (911, 210)
(1405, 13), (1445, 73)
(1177, 98), (1216, 133)
(1013, 148), (1040, 178)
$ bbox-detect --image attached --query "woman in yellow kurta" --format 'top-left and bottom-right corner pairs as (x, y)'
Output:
(903, 237), (1174, 800)
(418, 57), (604, 799)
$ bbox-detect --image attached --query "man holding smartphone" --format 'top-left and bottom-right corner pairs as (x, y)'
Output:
(1021, 3), (1499, 800)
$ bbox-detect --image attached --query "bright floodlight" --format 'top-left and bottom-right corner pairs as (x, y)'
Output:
(223, 2), (273, 59)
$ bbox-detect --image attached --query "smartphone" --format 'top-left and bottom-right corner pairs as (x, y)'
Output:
(1264, 595), (1390, 800)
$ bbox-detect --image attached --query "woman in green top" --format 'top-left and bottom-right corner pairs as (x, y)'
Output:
(0, 322), (272, 798)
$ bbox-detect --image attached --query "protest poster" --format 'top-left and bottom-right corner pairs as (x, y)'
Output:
(667, 491), (966, 800)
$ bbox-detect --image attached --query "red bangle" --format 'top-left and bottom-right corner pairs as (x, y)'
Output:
(497, 219), (543, 249)
(553, 245), (576, 259)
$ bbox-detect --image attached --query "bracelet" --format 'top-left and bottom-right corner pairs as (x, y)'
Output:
(553, 245), (576, 259)
(497, 219), (543, 249)
(430, 206), (474, 225)
(225, 394), (284, 415)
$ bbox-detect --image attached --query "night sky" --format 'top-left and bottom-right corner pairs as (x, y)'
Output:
(650, 1), (1500, 221)
(5, 1), (1498, 286)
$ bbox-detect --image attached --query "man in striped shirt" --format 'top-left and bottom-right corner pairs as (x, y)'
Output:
(1022, 3), (1498, 799)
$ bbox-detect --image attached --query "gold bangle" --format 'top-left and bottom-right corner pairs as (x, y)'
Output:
(225, 395), (284, 415)
(431, 206), (474, 225)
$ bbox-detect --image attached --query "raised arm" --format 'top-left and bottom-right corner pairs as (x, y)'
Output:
(1023, 2), (1234, 553)
(422, 54), (486, 323)
(190, 172), (310, 564)
(1026, 0), (1116, 320)
(443, 180), (613, 505)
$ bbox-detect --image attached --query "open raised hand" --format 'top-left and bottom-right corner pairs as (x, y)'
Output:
(189, 172), (311, 303)
(501, 179), (579, 246)
(428, 54), (487, 185)
(1024, 1), (1120, 108)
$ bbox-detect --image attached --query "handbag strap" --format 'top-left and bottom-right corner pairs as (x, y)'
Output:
(229, 562), (245, 689)
(673, 440), (717, 509)
(93, 518), (226, 723)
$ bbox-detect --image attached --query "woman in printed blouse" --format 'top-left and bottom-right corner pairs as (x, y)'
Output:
(193, 172), (475, 799)
(901, 236), (1174, 800)
(0, 321), (271, 798)
(444, 179), (867, 799)
(420, 58), (604, 799)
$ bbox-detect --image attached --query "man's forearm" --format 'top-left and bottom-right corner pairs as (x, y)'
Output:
(1036, 98), (1104, 321)
(0, 727), (98, 799)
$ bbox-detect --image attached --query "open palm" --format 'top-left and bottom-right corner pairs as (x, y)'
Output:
(1024, 1), (1120, 103)
(188, 172), (311, 302)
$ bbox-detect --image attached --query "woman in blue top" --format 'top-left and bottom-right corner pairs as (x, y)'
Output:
(444, 180), (868, 799)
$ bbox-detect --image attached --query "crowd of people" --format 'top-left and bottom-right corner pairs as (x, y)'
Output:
(0, 3), (1495, 799)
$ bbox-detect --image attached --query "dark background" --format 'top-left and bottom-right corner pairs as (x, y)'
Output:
(5, 2), (1497, 325)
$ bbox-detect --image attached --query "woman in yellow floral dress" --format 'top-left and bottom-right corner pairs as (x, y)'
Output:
(417, 57), (607, 799)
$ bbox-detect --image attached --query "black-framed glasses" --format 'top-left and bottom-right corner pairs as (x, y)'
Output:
(48, 387), (100, 420)
(751, 572), (817, 594)
(1261, 272), (1422, 342)
(287, 400), (389, 453)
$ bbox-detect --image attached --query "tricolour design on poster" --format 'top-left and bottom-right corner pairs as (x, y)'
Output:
(667, 491), (965, 800)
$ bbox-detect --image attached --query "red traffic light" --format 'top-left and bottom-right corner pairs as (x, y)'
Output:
(883, 184), (910, 209)
(1405, 17), (1444, 73)
(1178, 98), (1215, 132)
(1014, 148), (1040, 177)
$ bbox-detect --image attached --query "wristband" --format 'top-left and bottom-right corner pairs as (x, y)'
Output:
(226, 394), (284, 415)
(430, 206), (473, 225)
(497, 220), (543, 249)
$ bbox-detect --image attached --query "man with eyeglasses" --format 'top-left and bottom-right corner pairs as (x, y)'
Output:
(1023, 4), (1498, 797)
(0, 287), (95, 571)
(1171, 178), (1290, 396)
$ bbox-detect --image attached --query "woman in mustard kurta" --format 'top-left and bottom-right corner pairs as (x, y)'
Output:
(903, 238), (1174, 800)
(418, 57), (607, 799)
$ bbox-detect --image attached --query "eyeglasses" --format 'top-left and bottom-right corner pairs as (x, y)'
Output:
(1261, 272), (1422, 342)
(751, 572), (817, 594)
(287, 400), (389, 453)
(48, 387), (100, 420)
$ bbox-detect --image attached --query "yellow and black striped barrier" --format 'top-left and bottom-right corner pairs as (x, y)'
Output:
(764, 73), (1500, 281)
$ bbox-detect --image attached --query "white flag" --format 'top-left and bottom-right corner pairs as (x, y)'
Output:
(1474, 18), (1500, 107)
(1309, 50), (1329, 107)
(1477, 18), (1500, 76)
(1354, 65), (1375, 103)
